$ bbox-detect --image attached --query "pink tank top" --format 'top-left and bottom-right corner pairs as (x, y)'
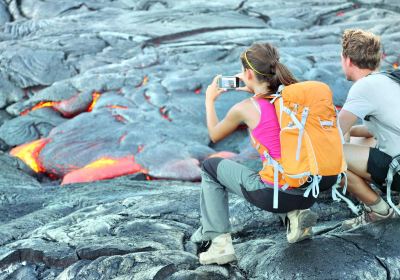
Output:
(250, 97), (281, 160)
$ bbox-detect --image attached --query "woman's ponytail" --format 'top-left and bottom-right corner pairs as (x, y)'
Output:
(275, 61), (297, 87)
(240, 43), (298, 97)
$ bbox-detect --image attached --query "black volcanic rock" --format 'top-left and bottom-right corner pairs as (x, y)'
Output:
(0, 0), (400, 279)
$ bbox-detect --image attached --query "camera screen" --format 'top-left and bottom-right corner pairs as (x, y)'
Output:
(219, 77), (239, 89)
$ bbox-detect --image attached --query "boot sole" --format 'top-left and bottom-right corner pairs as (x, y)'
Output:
(199, 253), (237, 265)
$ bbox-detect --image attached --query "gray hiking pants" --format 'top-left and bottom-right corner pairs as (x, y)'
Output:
(193, 157), (337, 241)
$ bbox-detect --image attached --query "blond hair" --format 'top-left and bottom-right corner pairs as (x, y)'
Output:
(342, 29), (381, 70)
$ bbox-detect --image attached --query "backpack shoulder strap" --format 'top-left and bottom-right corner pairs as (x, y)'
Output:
(379, 69), (400, 84)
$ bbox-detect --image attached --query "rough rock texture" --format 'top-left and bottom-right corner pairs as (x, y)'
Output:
(0, 0), (399, 182)
(0, 0), (400, 279)
(0, 154), (399, 279)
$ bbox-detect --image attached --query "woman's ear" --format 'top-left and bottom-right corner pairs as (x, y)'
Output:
(245, 68), (253, 81)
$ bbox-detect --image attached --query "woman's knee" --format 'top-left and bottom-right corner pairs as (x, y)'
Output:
(201, 157), (224, 182)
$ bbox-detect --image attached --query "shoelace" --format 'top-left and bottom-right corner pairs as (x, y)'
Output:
(352, 207), (373, 227)
(197, 240), (212, 255)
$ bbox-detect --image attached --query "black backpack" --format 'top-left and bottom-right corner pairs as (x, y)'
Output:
(381, 69), (400, 84)
(381, 69), (400, 215)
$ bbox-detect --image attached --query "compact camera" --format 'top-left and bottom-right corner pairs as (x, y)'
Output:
(218, 76), (242, 89)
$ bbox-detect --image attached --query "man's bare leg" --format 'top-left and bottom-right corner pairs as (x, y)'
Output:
(343, 143), (378, 205)
(342, 141), (394, 229)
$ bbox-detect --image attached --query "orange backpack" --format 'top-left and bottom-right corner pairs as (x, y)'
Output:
(250, 81), (347, 209)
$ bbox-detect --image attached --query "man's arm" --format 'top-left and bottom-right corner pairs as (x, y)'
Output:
(338, 109), (358, 136)
(349, 125), (374, 138)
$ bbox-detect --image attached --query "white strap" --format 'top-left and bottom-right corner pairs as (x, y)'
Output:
(286, 172), (311, 179)
(269, 94), (281, 104)
(341, 172), (348, 195)
(262, 151), (283, 209)
(296, 107), (309, 161)
(303, 175), (321, 198)
(250, 97), (261, 114)
(283, 107), (304, 130)
(272, 160), (279, 209)
(281, 183), (290, 191)
(331, 183), (362, 215)
(320, 120), (334, 127)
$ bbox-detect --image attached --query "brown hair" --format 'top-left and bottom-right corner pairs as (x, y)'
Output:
(240, 43), (298, 98)
(342, 29), (381, 70)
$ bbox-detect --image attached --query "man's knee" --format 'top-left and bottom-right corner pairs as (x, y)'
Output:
(202, 157), (224, 182)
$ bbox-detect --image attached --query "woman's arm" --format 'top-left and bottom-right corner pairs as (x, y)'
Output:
(205, 76), (244, 143)
(206, 102), (243, 143)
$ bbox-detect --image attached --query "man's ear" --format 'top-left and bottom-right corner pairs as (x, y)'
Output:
(345, 56), (353, 68)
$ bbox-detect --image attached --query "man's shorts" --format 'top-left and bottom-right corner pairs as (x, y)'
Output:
(367, 148), (400, 192)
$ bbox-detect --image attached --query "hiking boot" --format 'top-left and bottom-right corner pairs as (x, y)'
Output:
(342, 206), (396, 230)
(199, 233), (237, 265)
(197, 240), (212, 255)
(286, 209), (318, 243)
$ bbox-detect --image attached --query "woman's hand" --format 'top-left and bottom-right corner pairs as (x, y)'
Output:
(205, 75), (226, 103)
(234, 72), (253, 94)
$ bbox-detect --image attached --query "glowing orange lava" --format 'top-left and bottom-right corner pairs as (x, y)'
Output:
(106, 105), (128, 109)
(159, 106), (172, 122)
(21, 101), (60, 116)
(88, 92), (101, 112)
(137, 145), (144, 153)
(136, 76), (149, 88)
(194, 87), (202, 94)
(10, 138), (50, 172)
(61, 156), (147, 185)
(394, 63), (399, 69)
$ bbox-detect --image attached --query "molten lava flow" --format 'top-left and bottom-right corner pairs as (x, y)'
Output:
(61, 155), (147, 185)
(194, 87), (202, 94)
(88, 92), (101, 112)
(21, 91), (103, 116)
(21, 101), (60, 116)
(10, 138), (50, 172)
(159, 106), (172, 122)
(394, 63), (399, 69)
(113, 114), (127, 123)
(119, 133), (127, 143)
(336, 11), (345, 16)
(137, 144), (144, 153)
(106, 105), (128, 109)
(136, 76), (149, 88)
(207, 151), (237, 159)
